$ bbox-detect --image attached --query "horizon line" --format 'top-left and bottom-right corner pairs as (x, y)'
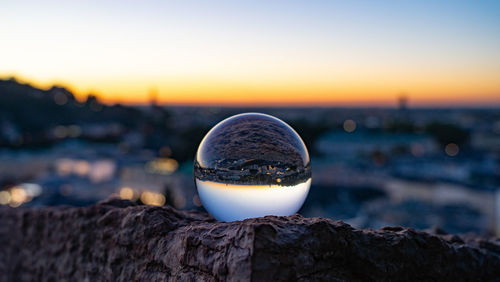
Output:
(2, 75), (500, 109)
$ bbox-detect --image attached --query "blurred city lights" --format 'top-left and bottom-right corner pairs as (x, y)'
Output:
(0, 183), (43, 207)
(10, 187), (28, 207)
(119, 187), (138, 201)
(22, 183), (43, 197)
(140, 191), (166, 206)
(56, 158), (74, 176)
(53, 125), (68, 138)
(89, 160), (116, 183)
(0, 191), (11, 205)
(343, 119), (356, 133)
(445, 143), (459, 157)
(145, 158), (178, 175)
(0, 75), (498, 234)
(55, 158), (115, 182)
(67, 125), (82, 137)
(74, 160), (91, 177)
(410, 143), (425, 158)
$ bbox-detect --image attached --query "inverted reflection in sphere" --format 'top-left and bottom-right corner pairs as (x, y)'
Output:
(194, 113), (311, 221)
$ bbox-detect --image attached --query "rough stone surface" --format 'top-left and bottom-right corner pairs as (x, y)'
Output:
(1, 199), (499, 281)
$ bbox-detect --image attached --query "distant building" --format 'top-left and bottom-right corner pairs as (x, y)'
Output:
(398, 94), (409, 111)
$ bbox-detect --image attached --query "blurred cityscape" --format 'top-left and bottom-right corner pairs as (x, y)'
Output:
(1, 77), (499, 236)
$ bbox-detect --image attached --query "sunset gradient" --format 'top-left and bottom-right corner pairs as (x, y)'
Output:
(1, 0), (499, 106)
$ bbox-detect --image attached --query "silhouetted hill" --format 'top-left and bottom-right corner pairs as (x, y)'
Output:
(0, 78), (142, 131)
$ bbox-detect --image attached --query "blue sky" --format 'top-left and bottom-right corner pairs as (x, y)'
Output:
(1, 0), (499, 105)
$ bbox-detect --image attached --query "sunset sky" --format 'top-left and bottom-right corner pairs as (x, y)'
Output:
(1, 0), (499, 106)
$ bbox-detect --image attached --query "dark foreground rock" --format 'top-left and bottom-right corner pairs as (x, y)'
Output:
(0, 199), (499, 281)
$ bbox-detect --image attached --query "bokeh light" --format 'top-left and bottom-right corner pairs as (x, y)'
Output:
(343, 119), (356, 133)
(0, 191), (11, 205)
(119, 187), (136, 201)
(445, 143), (459, 156)
(140, 191), (166, 206)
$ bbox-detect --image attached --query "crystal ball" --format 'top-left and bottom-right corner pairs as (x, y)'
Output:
(194, 113), (311, 221)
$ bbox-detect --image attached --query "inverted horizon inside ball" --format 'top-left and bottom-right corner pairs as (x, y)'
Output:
(194, 113), (311, 222)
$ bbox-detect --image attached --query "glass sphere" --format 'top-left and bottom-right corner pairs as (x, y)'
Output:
(194, 113), (311, 221)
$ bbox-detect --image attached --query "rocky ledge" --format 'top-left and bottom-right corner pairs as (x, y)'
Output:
(0, 199), (499, 281)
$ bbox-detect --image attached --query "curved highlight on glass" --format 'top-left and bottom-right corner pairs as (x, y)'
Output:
(194, 113), (311, 221)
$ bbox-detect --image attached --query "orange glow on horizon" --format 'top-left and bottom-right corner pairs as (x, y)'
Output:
(2, 1), (499, 107)
(4, 74), (499, 107)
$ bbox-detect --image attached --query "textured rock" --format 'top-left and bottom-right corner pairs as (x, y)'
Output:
(0, 199), (499, 281)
